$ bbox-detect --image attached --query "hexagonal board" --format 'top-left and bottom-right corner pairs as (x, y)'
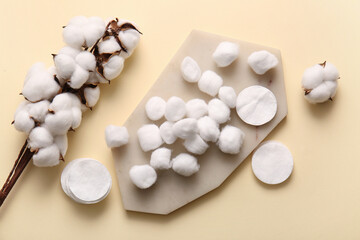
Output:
(112, 30), (287, 215)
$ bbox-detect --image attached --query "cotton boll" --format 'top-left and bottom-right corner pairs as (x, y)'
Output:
(172, 118), (198, 139)
(197, 116), (220, 142)
(212, 41), (239, 67)
(150, 148), (172, 170)
(75, 51), (96, 71)
(28, 126), (54, 149)
(27, 100), (50, 122)
(54, 135), (68, 157)
(186, 99), (208, 119)
(165, 96), (186, 122)
(118, 29), (140, 58)
(103, 55), (124, 80)
(105, 125), (129, 148)
(25, 62), (46, 84)
(129, 165), (157, 189)
(301, 64), (324, 90)
(145, 96), (166, 121)
(58, 46), (81, 59)
(54, 54), (77, 79)
(181, 56), (201, 83)
(324, 80), (338, 98)
(198, 70), (223, 96)
(83, 23), (106, 47)
(71, 107), (82, 129)
(208, 98), (230, 124)
(69, 65), (90, 89)
(159, 121), (177, 144)
(218, 125), (245, 154)
(172, 153), (199, 177)
(50, 93), (81, 112)
(44, 111), (73, 135)
(22, 71), (60, 102)
(218, 86), (237, 108)
(84, 86), (100, 108)
(323, 62), (339, 82)
(137, 124), (163, 152)
(32, 144), (60, 167)
(183, 134), (209, 155)
(248, 50), (278, 75)
(304, 83), (332, 104)
(63, 25), (85, 48)
(13, 110), (35, 133)
(98, 36), (121, 54)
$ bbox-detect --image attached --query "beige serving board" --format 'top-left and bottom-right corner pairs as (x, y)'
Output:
(112, 30), (287, 215)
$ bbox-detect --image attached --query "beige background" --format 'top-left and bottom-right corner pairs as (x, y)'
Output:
(0, 0), (359, 239)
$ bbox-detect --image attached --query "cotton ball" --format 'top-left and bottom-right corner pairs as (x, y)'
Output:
(105, 125), (129, 148)
(172, 153), (199, 177)
(217, 125), (245, 154)
(129, 165), (157, 189)
(159, 121), (177, 144)
(44, 111), (73, 135)
(98, 36), (121, 54)
(212, 41), (239, 67)
(58, 46), (81, 59)
(181, 56), (201, 83)
(50, 93), (81, 112)
(63, 25), (85, 49)
(145, 96), (166, 121)
(218, 86), (236, 108)
(13, 110), (35, 133)
(32, 144), (60, 167)
(165, 96), (186, 122)
(28, 126), (54, 149)
(54, 54), (76, 80)
(323, 62), (339, 82)
(103, 55), (124, 80)
(27, 100), (50, 122)
(183, 134), (209, 155)
(150, 148), (172, 170)
(186, 99), (208, 119)
(54, 135), (68, 157)
(301, 64), (324, 90)
(75, 51), (96, 71)
(198, 70), (223, 96)
(137, 124), (163, 152)
(172, 118), (198, 139)
(208, 98), (230, 124)
(248, 50), (278, 75)
(84, 86), (100, 108)
(197, 116), (220, 142)
(71, 107), (82, 129)
(69, 65), (90, 89)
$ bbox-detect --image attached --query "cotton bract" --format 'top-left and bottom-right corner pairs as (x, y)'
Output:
(150, 148), (172, 170)
(129, 164), (157, 189)
(248, 50), (278, 75)
(198, 70), (223, 96)
(145, 96), (166, 121)
(186, 98), (208, 119)
(181, 56), (201, 83)
(137, 124), (163, 152)
(105, 125), (129, 148)
(212, 41), (239, 67)
(172, 153), (200, 177)
(208, 98), (230, 124)
(217, 125), (245, 154)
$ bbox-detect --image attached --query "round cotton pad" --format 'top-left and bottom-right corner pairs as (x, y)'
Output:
(236, 85), (277, 126)
(252, 141), (293, 185)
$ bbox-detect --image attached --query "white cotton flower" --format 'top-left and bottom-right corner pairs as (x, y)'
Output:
(217, 125), (245, 154)
(183, 134), (209, 155)
(54, 135), (68, 157)
(25, 62), (46, 84)
(50, 93), (81, 112)
(32, 144), (60, 167)
(165, 96), (186, 122)
(186, 98), (208, 119)
(172, 118), (198, 139)
(98, 36), (121, 54)
(54, 54), (77, 79)
(197, 116), (220, 142)
(172, 153), (199, 177)
(27, 100), (50, 122)
(44, 111), (73, 135)
(208, 98), (230, 124)
(248, 50), (278, 75)
(145, 96), (166, 121)
(69, 65), (90, 89)
(159, 121), (177, 145)
(84, 86), (100, 108)
(118, 29), (140, 58)
(28, 126), (54, 149)
(75, 51), (96, 71)
(137, 124), (163, 152)
(218, 86), (237, 108)
(212, 41), (239, 67)
(198, 70), (223, 96)
(103, 55), (124, 80)
(181, 56), (201, 83)
(58, 46), (81, 59)
(83, 22), (106, 47)
(150, 148), (172, 170)
(13, 110), (35, 133)
(129, 164), (157, 189)
(63, 25), (86, 48)
(105, 125), (129, 148)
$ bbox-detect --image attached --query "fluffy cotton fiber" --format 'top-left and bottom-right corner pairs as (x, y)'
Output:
(172, 118), (198, 139)
(212, 41), (239, 67)
(198, 70), (223, 96)
(150, 148), (172, 170)
(208, 98), (230, 124)
(105, 125), (129, 148)
(159, 121), (177, 144)
(183, 134), (209, 155)
(186, 99), (208, 119)
(172, 153), (200, 177)
(165, 96), (186, 122)
(181, 56), (201, 83)
(248, 50), (278, 75)
(217, 125), (245, 154)
(129, 164), (157, 189)
(197, 116), (220, 142)
(218, 86), (237, 108)
(145, 96), (166, 121)
(137, 124), (163, 152)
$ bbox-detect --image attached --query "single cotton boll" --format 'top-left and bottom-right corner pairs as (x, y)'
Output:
(54, 54), (77, 79)
(63, 25), (85, 49)
(181, 56), (201, 83)
(159, 121), (177, 144)
(218, 86), (237, 108)
(248, 50), (278, 75)
(54, 135), (68, 157)
(84, 86), (100, 108)
(118, 29), (140, 58)
(197, 116), (220, 142)
(301, 64), (324, 90)
(71, 107), (82, 129)
(50, 93), (81, 112)
(75, 51), (96, 71)
(69, 65), (90, 89)
(105, 125), (129, 148)
(27, 100), (50, 122)
(58, 46), (81, 59)
(183, 134), (209, 155)
(165, 96), (186, 122)
(28, 126), (54, 149)
(218, 125), (245, 154)
(32, 144), (60, 167)
(137, 124), (163, 152)
(22, 71), (60, 102)
(145, 96), (166, 121)
(103, 55), (124, 80)
(323, 62), (339, 82)
(98, 36), (121, 54)
(25, 62), (46, 84)
(83, 23), (106, 47)
(172, 153), (200, 177)
(13, 110), (35, 133)
(44, 111), (73, 135)
(172, 118), (198, 139)
(212, 41), (239, 67)
(198, 70), (223, 96)
(208, 98), (230, 124)
(150, 148), (172, 170)
(186, 99), (208, 119)
(129, 165), (157, 189)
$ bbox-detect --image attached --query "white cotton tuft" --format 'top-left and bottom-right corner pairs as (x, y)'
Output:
(98, 36), (121, 54)
(218, 125), (245, 154)
(54, 135), (68, 157)
(75, 51), (96, 71)
(172, 153), (200, 177)
(105, 125), (129, 148)
(150, 148), (172, 170)
(248, 50), (278, 75)
(103, 55), (124, 80)
(137, 124), (163, 152)
(118, 29), (141, 58)
(13, 110), (35, 133)
(301, 64), (324, 90)
(83, 22), (106, 47)
(197, 116), (220, 142)
(212, 41), (239, 67)
(44, 111), (73, 135)
(218, 86), (237, 108)
(54, 54), (76, 79)
(186, 99), (208, 119)
(68, 16), (88, 26)
(323, 62), (339, 82)
(172, 118), (198, 139)
(50, 93), (81, 112)
(304, 82), (333, 104)
(208, 98), (230, 124)
(198, 70), (223, 96)
(28, 126), (54, 149)
(25, 62), (46, 84)
(69, 65), (90, 89)
(145, 96), (166, 121)
(58, 46), (81, 59)
(27, 100), (50, 122)
(84, 86), (100, 108)
(129, 165), (157, 189)
(32, 144), (60, 167)
(165, 96), (186, 122)
(181, 56), (201, 83)
(63, 25), (85, 48)
(159, 121), (177, 144)
(71, 107), (82, 129)
(183, 134), (209, 155)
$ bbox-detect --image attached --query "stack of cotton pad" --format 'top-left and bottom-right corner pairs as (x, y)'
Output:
(61, 158), (112, 204)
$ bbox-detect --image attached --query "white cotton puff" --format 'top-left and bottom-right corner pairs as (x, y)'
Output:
(183, 134), (209, 155)
(13, 110), (34, 133)
(75, 51), (96, 71)
(28, 126), (54, 149)
(103, 55), (124, 80)
(137, 124), (163, 152)
(69, 65), (90, 89)
(105, 125), (129, 148)
(172, 153), (200, 177)
(58, 46), (81, 59)
(27, 100), (50, 122)
(98, 36), (121, 54)
(198, 70), (223, 96)
(301, 64), (324, 90)
(208, 98), (230, 124)
(181, 56), (201, 83)
(50, 93), (81, 112)
(32, 144), (60, 167)
(217, 125), (245, 154)
(25, 62), (46, 84)
(54, 135), (68, 157)
(84, 86), (100, 108)
(159, 121), (177, 145)
(118, 29), (141, 58)
(248, 50), (278, 75)
(145, 96), (166, 121)
(212, 41), (239, 67)
(172, 118), (198, 139)
(83, 19), (106, 47)
(323, 62), (339, 82)
(71, 107), (82, 129)
(186, 99), (208, 119)
(44, 111), (73, 135)
(197, 116), (220, 142)
(129, 164), (157, 189)
(218, 86), (237, 108)
(150, 148), (172, 170)
(63, 25), (85, 49)
(165, 96), (186, 122)
(54, 54), (76, 80)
